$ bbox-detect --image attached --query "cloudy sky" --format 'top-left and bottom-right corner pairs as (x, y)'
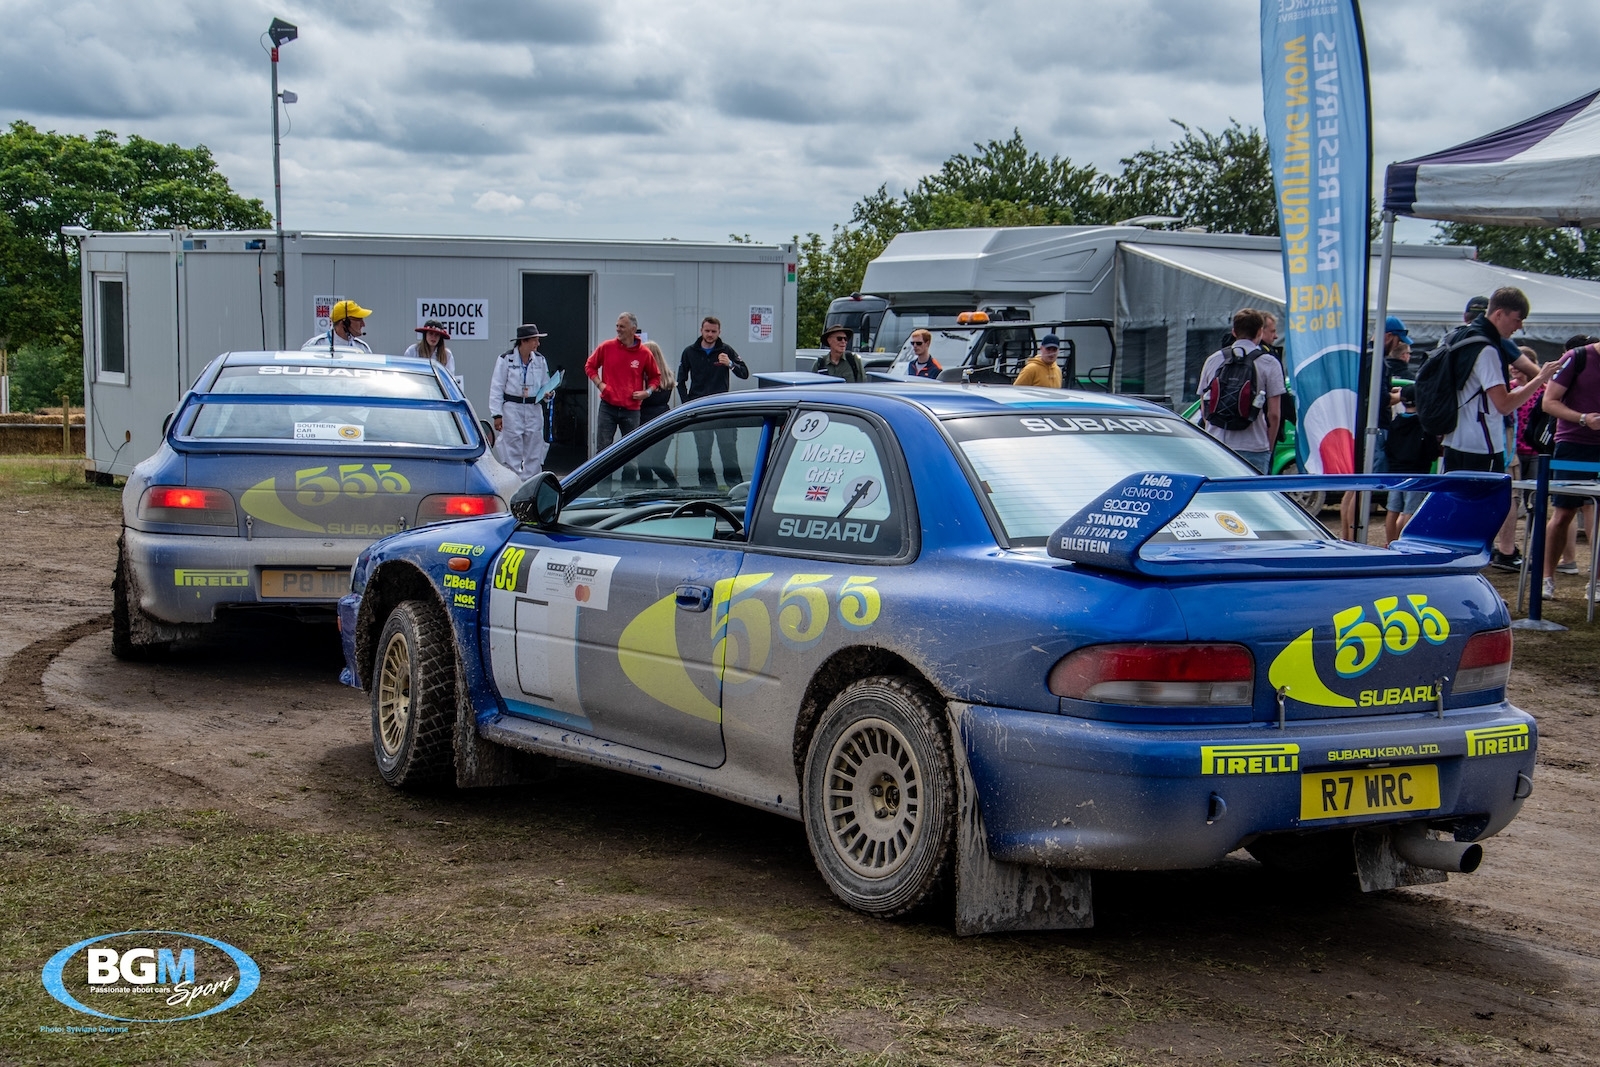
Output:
(2, 0), (1596, 247)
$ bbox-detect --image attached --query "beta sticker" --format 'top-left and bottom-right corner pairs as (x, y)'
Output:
(1164, 509), (1256, 540)
(294, 422), (364, 442)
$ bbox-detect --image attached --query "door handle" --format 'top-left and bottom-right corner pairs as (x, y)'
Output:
(674, 584), (713, 612)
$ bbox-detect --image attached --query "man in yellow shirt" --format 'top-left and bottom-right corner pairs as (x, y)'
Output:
(1013, 334), (1063, 388)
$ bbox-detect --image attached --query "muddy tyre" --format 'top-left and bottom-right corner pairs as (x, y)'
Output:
(111, 543), (169, 661)
(802, 676), (956, 917)
(371, 599), (456, 789)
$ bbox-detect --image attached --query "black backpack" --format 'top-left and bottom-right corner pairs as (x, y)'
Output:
(1202, 343), (1263, 432)
(1521, 347), (1586, 454)
(1384, 412), (1439, 473)
(1413, 329), (1494, 437)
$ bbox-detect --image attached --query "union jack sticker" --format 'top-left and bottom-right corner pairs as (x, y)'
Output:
(805, 484), (830, 501)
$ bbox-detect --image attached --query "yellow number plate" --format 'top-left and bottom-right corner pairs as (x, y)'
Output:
(259, 568), (349, 599)
(1299, 765), (1440, 821)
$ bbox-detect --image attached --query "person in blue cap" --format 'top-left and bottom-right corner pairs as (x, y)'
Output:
(1340, 315), (1414, 540)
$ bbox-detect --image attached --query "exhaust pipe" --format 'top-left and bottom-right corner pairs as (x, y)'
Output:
(1394, 824), (1483, 874)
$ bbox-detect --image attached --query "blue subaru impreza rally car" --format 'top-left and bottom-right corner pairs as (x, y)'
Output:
(338, 380), (1534, 933)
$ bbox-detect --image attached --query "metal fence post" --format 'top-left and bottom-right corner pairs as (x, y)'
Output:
(1513, 452), (1565, 631)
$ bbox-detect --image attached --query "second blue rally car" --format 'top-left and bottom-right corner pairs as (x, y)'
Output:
(338, 380), (1534, 933)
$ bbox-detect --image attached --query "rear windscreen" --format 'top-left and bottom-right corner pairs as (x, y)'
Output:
(946, 413), (1329, 546)
(208, 365), (446, 399)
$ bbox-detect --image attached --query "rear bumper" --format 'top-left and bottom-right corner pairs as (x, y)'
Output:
(125, 528), (369, 624)
(959, 700), (1535, 870)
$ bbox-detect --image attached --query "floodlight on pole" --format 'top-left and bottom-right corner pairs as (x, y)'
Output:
(268, 17), (297, 349)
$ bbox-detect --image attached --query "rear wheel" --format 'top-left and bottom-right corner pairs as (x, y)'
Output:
(371, 599), (456, 789)
(111, 542), (170, 661)
(1284, 461), (1327, 515)
(802, 676), (955, 917)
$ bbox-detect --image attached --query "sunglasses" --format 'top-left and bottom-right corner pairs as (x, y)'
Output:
(911, 339), (927, 346)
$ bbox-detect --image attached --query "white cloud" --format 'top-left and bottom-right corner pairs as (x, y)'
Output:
(472, 190), (525, 213)
(1, 0), (1596, 243)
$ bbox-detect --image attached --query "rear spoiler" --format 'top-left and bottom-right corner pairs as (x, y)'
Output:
(1047, 471), (1508, 577)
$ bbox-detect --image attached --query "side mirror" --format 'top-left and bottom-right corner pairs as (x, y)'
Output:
(936, 366), (967, 383)
(161, 412), (173, 435)
(479, 418), (496, 447)
(510, 471), (562, 526)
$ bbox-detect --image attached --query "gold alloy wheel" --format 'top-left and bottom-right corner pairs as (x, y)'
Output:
(823, 716), (923, 879)
(376, 630), (413, 757)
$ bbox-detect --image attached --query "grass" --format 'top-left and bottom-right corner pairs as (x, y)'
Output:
(0, 455), (108, 495)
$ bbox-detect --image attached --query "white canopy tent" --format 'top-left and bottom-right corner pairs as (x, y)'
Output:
(1360, 89), (1600, 540)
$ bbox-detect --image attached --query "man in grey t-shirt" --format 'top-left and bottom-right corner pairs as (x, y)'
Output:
(1196, 308), (1286, 473)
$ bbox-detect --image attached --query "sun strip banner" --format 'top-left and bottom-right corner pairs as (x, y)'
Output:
(1259, 0), (1372, 473)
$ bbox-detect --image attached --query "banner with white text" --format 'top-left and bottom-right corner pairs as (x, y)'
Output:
(1260, 0), (1371, 473)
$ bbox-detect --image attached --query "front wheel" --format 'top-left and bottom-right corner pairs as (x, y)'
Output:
(371, 599), (456, 789)
(802, 676), (955, 917)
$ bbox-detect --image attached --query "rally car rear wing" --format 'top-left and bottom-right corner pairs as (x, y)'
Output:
(1048, 471), (1507, 578)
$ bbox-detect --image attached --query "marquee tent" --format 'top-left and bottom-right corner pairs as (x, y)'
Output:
(1383, 88), (1600, 227)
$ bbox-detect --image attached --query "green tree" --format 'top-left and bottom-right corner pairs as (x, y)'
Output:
(1106, 120), (1277, 235)
(0, 121), (271, 354)
(904, 129), (1107, 229)
(1436, 222), (1600, 281)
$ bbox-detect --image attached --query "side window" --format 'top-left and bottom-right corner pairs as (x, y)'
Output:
(558, 414), (769, 541)
(95, 275), (128, 384)
(750, 410), (907, 558)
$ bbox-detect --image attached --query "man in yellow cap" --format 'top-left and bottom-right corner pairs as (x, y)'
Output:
(302, 299), (373, 352)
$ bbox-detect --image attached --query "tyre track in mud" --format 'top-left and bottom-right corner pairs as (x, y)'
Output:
(0, 614), (111, 713)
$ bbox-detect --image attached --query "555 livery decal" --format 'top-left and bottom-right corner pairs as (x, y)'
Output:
(1268, 593), (1453, 710)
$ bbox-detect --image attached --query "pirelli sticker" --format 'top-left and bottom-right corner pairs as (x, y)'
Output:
(174, 569), (249, 588)
(1465, 723), (1530, 758)
(1200, 743), (1299, 776)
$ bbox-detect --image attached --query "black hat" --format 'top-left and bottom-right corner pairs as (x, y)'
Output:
(511, 323), (548, 343)
(1465, 295), (1489, 316)
(1039, 334), (1061, 348)
(821, 323), (853, 343)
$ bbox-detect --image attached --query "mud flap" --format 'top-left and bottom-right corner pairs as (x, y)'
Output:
(453, 668), (552, 788)
(950, 711), (1094, 935)
(1353, 827), (1449, 892)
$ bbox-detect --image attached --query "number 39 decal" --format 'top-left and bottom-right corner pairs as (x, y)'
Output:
(1334, 595), (1449, 679)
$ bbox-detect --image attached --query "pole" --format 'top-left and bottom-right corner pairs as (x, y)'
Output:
(1354, 210), (1396, 545)
(272, 45), (286, 351)
(1513, 453), (1565, 631)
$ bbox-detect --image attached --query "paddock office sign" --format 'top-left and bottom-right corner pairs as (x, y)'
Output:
(416, 299), (490, 341)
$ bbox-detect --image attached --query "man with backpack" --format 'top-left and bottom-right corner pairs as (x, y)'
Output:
(1198, 308), (1285, 473)
(1413, 287), (1558, 568)
(1539, 338), (1600, 601)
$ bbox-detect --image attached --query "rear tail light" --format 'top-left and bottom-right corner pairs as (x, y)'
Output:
(1454, 628), (1512, 694)
(416, 494), (505, 523)
(1049, 643), (1254, 706)
(137, 486), (238, 526)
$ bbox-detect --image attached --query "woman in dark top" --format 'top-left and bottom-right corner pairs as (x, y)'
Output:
(636, 341), (678, 488)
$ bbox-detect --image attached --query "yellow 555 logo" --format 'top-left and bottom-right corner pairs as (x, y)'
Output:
(1269, 594), (1450, 709)
(241, 463), (412, 533)
(1331, 595), (1449, 678)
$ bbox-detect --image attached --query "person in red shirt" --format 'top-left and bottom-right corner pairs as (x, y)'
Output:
(585, 312), (661, 471)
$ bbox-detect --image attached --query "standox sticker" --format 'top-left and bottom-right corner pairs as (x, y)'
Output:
(40, 931), (259, 1024)
(1268, 594), (1451, 710)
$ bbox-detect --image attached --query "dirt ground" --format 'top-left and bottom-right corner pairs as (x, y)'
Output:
(2, 470), (1598, 1066)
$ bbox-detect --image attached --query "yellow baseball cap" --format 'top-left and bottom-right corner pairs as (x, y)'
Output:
(331, 299), (372, 321)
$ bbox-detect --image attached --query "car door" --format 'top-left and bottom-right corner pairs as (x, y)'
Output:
(486, 411), (780, 768)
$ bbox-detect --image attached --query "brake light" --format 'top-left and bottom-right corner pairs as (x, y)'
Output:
(417, 494), (505, 523)
(1454, 628), (1512, 693)
(1050, 643), (1254, 706)
(956, 310), (990, 324)
(137, 486), (237, 526)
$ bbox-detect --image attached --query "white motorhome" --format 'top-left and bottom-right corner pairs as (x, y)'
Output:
(75, 229), (797, 478)
(861, 225), (1600, 400)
